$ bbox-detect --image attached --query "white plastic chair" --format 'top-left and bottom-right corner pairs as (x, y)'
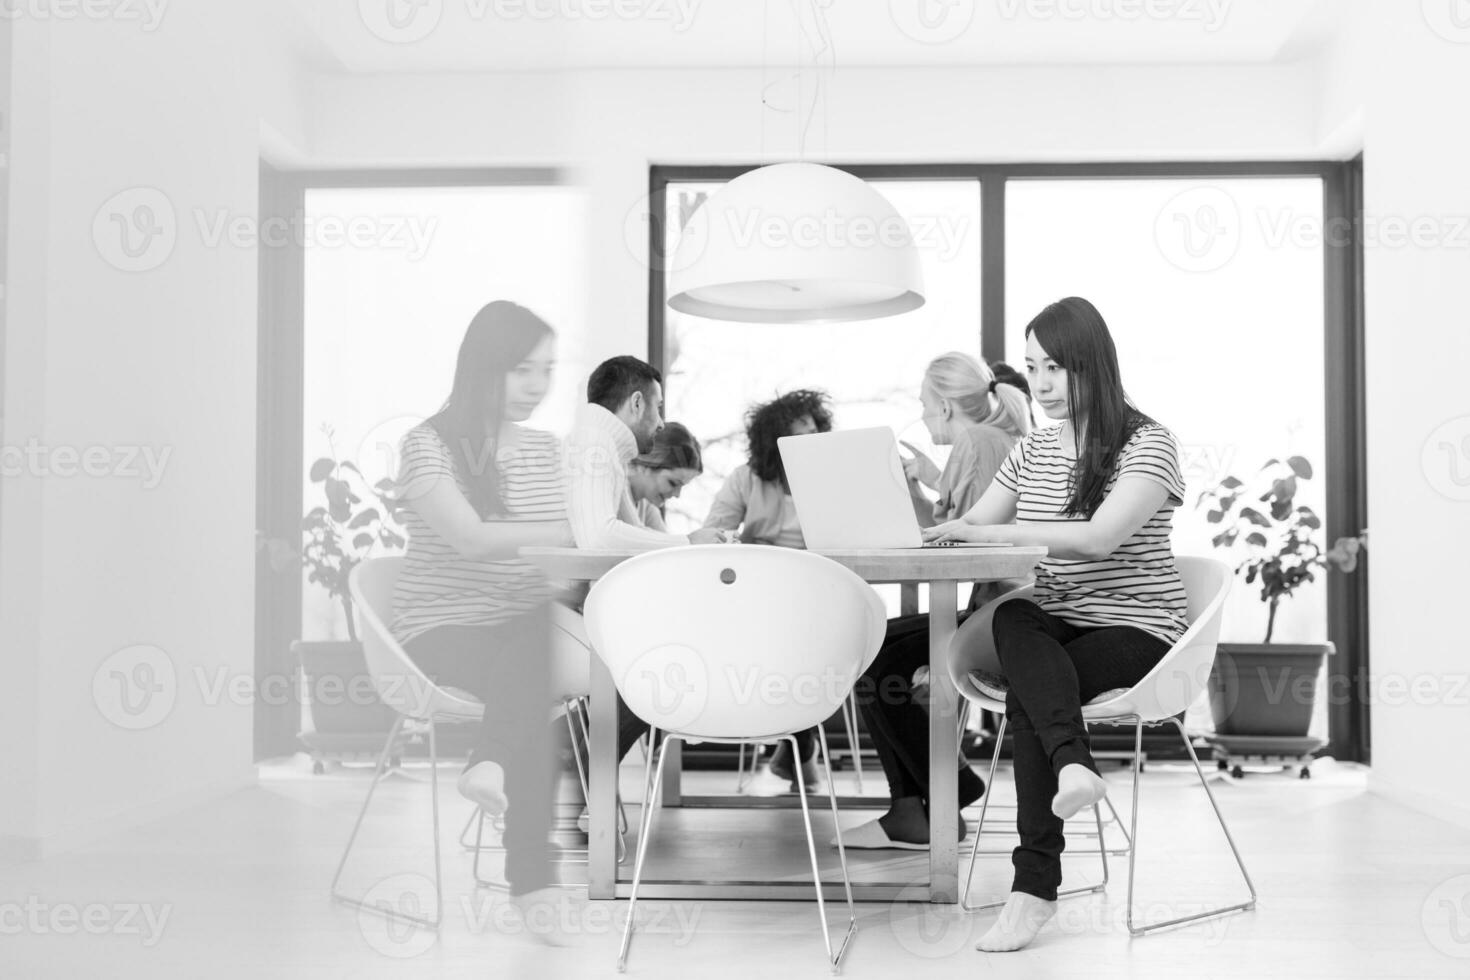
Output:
(585, 545), (887, 974)
(947, 555), (1257, 935)
(334, 558), (618, 925)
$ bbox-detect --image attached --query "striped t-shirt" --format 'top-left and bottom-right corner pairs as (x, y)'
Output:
(390, 423), (564, 645)
(993, 421), (1189, 645)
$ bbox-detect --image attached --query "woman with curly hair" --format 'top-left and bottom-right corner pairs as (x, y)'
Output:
(703, 388), (834, 787)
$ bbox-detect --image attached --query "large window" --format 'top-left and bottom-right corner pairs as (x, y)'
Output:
(651, 163), (1365, 755)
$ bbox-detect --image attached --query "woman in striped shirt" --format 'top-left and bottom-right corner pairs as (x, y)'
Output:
(390, 301), (574, 924)
(925, 297), (1188, 952)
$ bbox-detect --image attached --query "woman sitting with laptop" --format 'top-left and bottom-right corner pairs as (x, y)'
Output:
(702, 388), (833, 789)
(924, 297), (1189, 953)
(839, 353), (1032, 850)
(389, 300), (577, 937)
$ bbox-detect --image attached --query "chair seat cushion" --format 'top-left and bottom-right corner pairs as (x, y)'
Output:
(966, 671), (1131, 707)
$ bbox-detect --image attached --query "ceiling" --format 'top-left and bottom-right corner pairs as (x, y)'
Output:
(288, 0), (1344, 74)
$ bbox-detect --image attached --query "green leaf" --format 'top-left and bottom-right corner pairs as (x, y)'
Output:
(1239, 507), (1272, 528)
(348, 508), (380, 529)
(1246, 532), (1268, 547)
(309, 458), (334, 482)
(1220, 476), (1244, 490)
(340, 461), (363, 477)
(1297, 506), (1322, 529)
(1206, 509), (1223, 524)
(1260, 458), (1280, 471)
(1287, 455), (1313, 479)
(352, 532), (373, 550)
(1270, 498), (1293, 522)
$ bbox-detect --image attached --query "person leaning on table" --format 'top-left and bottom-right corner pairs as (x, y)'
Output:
(701, 388), (833, 789)
(388, 300), (579, 937)
(924, 297), (1189, 953)
(561, 356), (725, 763)
(836, 352), (1032, 850)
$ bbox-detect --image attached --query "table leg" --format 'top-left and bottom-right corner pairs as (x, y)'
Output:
(659, 739), (684, 806)
(927, 580), (960, 903)
(900, 583), (919, 617)
(589, 653), (618, 899)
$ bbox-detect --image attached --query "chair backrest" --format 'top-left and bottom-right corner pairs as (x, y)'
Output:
(583, 545), (888, 740)
(946, 556), (1233, 723)
(348, 557), (482, 721)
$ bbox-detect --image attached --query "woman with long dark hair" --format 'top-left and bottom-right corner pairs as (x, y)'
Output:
(390, 300), (575, 933)
(925, 297), (1189, 951)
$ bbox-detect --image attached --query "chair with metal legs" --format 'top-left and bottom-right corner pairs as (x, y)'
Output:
(332, 557), (483, 930)
(585, 545), (888, 973)
(946, 556), (1257, 934)
(733, 694), (866, 794)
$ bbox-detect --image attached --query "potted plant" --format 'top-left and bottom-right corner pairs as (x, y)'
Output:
(1197, 455), (1366, 741)
(290, 427), (408, 770)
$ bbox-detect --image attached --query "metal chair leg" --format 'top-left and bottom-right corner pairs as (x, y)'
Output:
(803, 728), (857, 974)
(960, 713), (1107, 911)
(617, 727), (668, 973)
(1124, 716), (1257, 936)
(331, 714), (445, 930)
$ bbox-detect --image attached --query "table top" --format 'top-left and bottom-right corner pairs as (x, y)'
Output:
(520, 544), (1046, 584)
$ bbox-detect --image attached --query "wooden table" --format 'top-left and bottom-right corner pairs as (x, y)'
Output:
(522, 545), (1046, 904)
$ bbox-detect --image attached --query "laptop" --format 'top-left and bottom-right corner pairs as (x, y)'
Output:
(777, 427), (996, 550)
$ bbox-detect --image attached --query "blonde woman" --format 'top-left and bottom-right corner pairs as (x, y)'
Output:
(838, 352), (1033, 850)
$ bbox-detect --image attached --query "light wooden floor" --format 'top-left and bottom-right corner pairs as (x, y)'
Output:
(3, 755), (1469, 979)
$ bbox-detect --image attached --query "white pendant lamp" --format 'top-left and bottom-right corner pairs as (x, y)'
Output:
(666, 161), (926, 324)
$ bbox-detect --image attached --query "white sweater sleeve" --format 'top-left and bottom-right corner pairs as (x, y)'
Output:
(565, 429), (689, 552)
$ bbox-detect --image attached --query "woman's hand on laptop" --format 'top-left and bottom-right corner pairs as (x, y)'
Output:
(923, 520), (1007, 545)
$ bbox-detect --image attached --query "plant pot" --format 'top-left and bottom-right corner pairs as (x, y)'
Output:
(1208, 642), (1335, 738)
(292, 640), (397, 735)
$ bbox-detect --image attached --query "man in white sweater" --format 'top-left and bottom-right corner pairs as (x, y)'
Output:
(564, 355), (723, 550)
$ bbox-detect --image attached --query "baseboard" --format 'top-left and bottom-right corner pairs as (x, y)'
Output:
(1368, 772), (1470, 832)
(0, 770), (257, 866)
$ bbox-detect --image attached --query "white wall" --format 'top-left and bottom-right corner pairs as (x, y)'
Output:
(1317, 1), (1470, 828)
(0, 4), (307, 858)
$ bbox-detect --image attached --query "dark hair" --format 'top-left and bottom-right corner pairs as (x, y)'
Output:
(988, 360), (1035, 428)
(633, 421), (703, 473)
(1025, 297), (1153, 519)
(587, 356), (662, 413)
(428, 301), (554, 518)
(746, 389), (834, 488)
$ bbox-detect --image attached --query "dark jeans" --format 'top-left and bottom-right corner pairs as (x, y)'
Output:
(854, 613), (986, 808)
(405, 606), (555, 896)
(992, 598), (1169, 901)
